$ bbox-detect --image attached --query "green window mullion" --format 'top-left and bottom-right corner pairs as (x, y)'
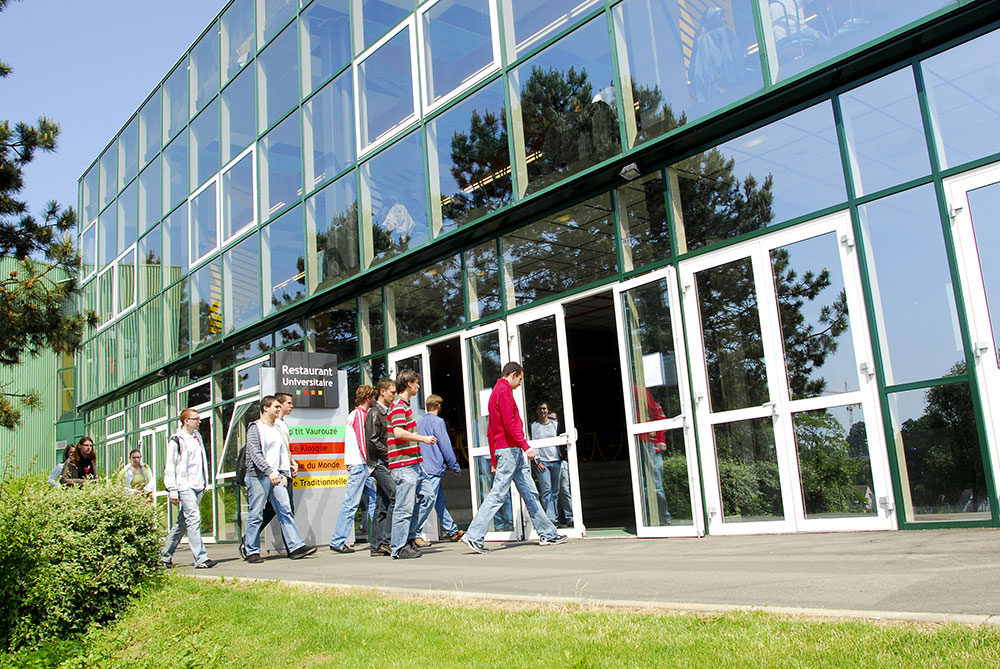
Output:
(912, 57), (944, 176)
(748, 0), (773, 90)
(603, 4), (629, 153)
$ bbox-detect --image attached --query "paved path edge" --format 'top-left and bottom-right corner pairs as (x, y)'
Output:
(186, 573), (1000, 628)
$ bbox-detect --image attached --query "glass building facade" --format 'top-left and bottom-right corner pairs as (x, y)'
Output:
(77, 0), (1000, 541)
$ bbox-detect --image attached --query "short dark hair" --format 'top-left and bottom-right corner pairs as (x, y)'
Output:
(275, 392), (293, 403)
(501, 361), (523, 378)
(537, 401), (549, 410)
(129, 449), (142, 458)
(396, 368), (420, 390)
(261, 395), (280, 410)
(377, 377), (396, 392)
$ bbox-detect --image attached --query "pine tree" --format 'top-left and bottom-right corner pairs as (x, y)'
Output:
(0, 0), (95, 428)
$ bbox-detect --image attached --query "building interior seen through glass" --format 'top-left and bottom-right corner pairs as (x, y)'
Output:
(75, 0), (999, 539)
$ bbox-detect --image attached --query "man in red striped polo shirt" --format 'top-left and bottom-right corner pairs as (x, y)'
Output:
(388, 369), (437, 559)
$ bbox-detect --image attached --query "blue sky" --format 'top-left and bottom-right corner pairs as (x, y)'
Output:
(1, 0), (225, 222)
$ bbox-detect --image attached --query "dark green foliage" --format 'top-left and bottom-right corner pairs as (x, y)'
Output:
(0, 471), (161, 652)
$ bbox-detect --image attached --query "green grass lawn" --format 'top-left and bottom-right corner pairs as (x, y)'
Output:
(9, 576), (1000, 668)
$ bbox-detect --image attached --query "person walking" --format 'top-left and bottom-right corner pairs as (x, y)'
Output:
(243, 396), (317, 563)
(462, 362), (567, 554)
(366, 378), (396, 557)
(121, 448), (154, 498)
(161, 409), (216, 569)
(414, 394), (464, 543)
(388, 369), (437, 560)
(329, 385), (377, 553)
(529, 401), (561, 523)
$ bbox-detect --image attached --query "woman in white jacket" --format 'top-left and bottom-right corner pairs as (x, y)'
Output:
(121, 449), (154, 497)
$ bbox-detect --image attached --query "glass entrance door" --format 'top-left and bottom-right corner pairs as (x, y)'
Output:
(507, 303), (583, 539)
(613, 266), (703, 537)
(680, 213), (894, 534)
(945, 164), (1000, 514)
(388, 344), (430, 421)
(141, 426), (170, 536)
(460, 322), (519, 540)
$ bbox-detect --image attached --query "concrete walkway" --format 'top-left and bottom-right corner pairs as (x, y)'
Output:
(187, 528), (1000, 625)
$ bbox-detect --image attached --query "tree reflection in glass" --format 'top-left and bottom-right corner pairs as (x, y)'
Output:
(714, 418), (782, 521)
(387, 255), (464, 346)
(793, 406), (874, 518)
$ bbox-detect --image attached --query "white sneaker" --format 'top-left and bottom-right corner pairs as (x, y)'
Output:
(539, 534), (568, 546)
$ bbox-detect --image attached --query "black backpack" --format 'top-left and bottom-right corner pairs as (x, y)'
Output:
(235, 446), (248, 487)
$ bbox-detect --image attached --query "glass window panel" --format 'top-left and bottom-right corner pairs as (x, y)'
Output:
(636, 429), (691, 526)
(117, 179), (139, 250)
(308, 299), (358, 362)
(422, 0), (494, 105)
(234, 334), (272, 364)
(162, 132), (189, 214)
(301, 0), (351, 95)
(622, 278), (681, 420)
(82, 165), (99, 224)
(360, 288), (384, 354)
(257, 21), (300, 132)
(363, 130), (428, 266)
(138, 225), (162, 303)
(388, 255), (464, 345)
(190, 182), (218, 264)
(967, 181), (1000, 365)
(671, 102), (844, 252)
(614, 0), (761, 147)
(762, 0), (954, 83)
(306, 171), (359, 293)
(139, 90), (161, 169)
(222, 0), (256, 83)
(517, 315), (564, 436)
(191, 259), (224, 349)
(714, 418), (782, 522)
(98, 268), (115, 325)
(139, 297), (164, 374)
(922, 27), (1000, 170)
(223, 153), (255, 239)
(514, 16), (621, 195)
(840, 68), (929, 196)
(224, 233), (261, 333)
(81, 223), (97, 277)
(473, 453), (514, 531)
(505, 0), (601, 57)
(258, 0), (298, 45)
(190, 99), (220, 189)
(221, 65), (256, 164)
(793, 405), (875, 519)
(99, 205), (117, 268)
(191, 22), (220, 114)
(304, 69), (355, 191)
(163, 62), (189, 142)
(617, 171), (670, 271)
(99, 143), (118, 210)
(889, 383), (990, 522)
(502, 193), (616, 307)
(358, 26), (414, 147)
(138, 156), (161, 236)
(770, 231), (858, 400)
(429, 80), (510, 233)
(119, 312), (139, 382)
(277, 320), (305, 348)
(858, 185), (963, 385)
(695, 257), (769, 411)
(118, 249), (136, 313)
(118, 116), (139, 190)
(263, 204), (306, 313)
(360, 0), (411, 50)
(162, 206), (189, 286)
(259, 109), (303, 220)
(464, 239), (500, 321)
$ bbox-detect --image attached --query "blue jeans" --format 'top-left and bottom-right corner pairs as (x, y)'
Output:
(414, 467), (460, 537)
(467, 449), (559, 543)
(559, 462), (574, 524)
(535, 460), (561, 522)
(477, 456), (513, 530)
(363, 475), (377, 529)
(162, 488), (209, 565)
(644, 446), (671, 525)
(246, 474), (305, 556)
(329, 464), (369, 547)
(390, 464), (421, 555)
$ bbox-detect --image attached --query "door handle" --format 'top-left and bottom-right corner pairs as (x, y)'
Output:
(762, 401), (778, 416)
(974, 341), (990, 359)
(859, 362), (876, 378)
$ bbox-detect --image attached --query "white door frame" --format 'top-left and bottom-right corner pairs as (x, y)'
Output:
(613, 265), (704, 537)
(944, 163), (1000, 497)
(680, 212), (894, 535)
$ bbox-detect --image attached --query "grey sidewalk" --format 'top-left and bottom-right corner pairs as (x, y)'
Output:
(188, 528), (1000, 625)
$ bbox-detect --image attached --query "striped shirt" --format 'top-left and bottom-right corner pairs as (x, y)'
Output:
(387, 396), (422, 469)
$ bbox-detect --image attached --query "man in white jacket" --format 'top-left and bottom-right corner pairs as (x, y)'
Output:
(161, 407), (216, 569)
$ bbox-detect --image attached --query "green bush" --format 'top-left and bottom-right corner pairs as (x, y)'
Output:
(0, 472), (161, 652)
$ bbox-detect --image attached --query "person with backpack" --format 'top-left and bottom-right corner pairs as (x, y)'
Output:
(243, 395), (317, 563)
(161, 408), (216, 569)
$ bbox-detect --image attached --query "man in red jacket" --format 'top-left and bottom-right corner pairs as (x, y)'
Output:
(461, 362), (568, 554)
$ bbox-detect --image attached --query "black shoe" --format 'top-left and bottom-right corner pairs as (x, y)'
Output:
(393, 545), (422, 559)
(461, 535), (490, 554)
(370, 545), (391, 557)
(329, 543), (354, 554)
(238, 538), (248, 560)
(406, 539), (423, 553)
(195, 559), (217, 569)
(289, 545), (318, 560)
(246, 554), (263, 564)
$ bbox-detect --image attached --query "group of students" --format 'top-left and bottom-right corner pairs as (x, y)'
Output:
(157, 361), (570, 567)
(47, 436), (153, 496)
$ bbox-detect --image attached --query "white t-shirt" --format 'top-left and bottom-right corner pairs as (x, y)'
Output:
(257, 421), (290, 473)
(530, 420), (560, 462)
